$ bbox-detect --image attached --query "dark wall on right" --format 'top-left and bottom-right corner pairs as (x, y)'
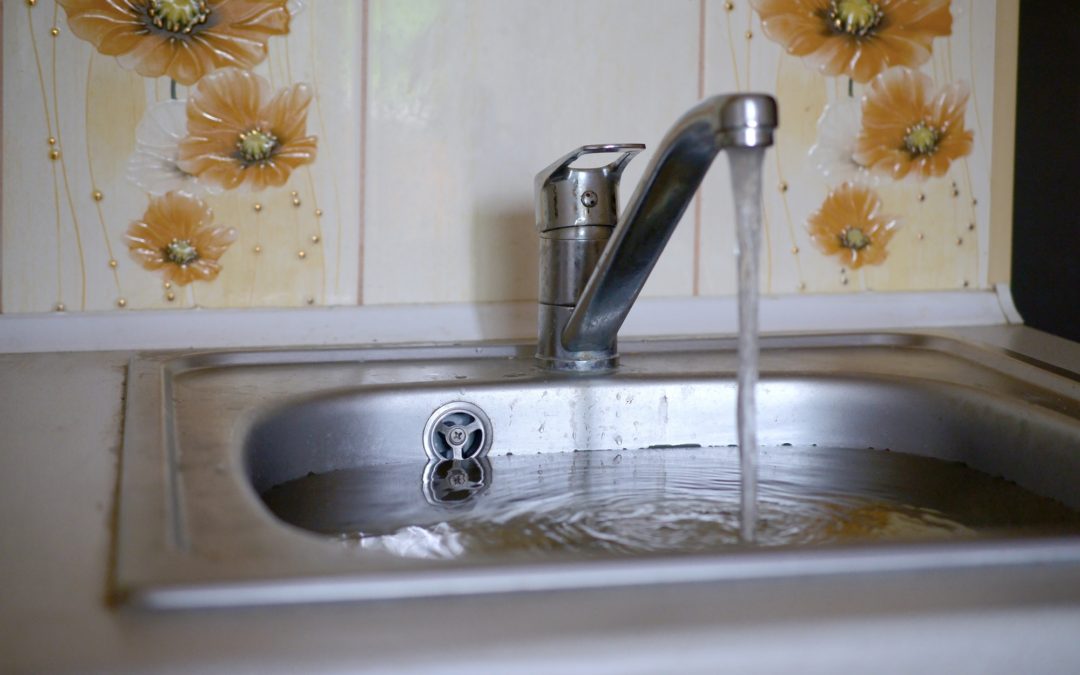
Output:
(1011, 0), (1080, 343)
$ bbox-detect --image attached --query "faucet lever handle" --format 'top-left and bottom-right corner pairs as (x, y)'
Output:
(534, 144), (645, 192)
(534, 144), (645, 232)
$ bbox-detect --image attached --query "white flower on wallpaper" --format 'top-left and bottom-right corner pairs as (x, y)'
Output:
(286, 0), (306, 17)
(125, 100), (221, 197)
(808, 100), (877, 186)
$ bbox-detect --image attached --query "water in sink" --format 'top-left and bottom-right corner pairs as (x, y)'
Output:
(260, 446), (1080, 560)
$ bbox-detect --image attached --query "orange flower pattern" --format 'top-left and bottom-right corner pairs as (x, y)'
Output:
(177, 67), (317, 191)
(807, 182), (898, 269)
(125, 191), (237, 285)
(854, 66), (973, 180)
(752, 0), (952, 83)
(57, 0), (292, 86)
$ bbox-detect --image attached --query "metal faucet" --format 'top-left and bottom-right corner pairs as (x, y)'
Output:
(534, 94), (778, 372)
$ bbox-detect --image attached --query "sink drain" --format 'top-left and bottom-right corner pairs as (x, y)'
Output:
(423, 402), (492, 461)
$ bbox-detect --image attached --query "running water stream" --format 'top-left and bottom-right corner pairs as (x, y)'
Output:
(728, 147), (766, 543)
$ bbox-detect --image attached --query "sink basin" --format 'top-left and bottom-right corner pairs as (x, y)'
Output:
(114, 331), (1080, 608)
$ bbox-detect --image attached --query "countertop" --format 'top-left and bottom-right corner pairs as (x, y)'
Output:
(4, 328), (1080, 673)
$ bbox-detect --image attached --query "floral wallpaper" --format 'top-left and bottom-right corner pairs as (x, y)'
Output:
(2, 0), (359, 312)
(2, 0), (1006, 313)
(756, 0), (971, 273)
(751, 0), (971, 274)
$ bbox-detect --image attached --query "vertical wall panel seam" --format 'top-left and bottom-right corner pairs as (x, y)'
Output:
(357, 0), (370, 305)
(1, 1), (6, 314)
(693, 0), (707, 296)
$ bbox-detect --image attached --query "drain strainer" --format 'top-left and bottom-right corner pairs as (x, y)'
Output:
(423, 401), (492, 461)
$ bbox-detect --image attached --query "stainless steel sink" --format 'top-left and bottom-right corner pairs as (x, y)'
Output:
(114, 330), (1080, 609)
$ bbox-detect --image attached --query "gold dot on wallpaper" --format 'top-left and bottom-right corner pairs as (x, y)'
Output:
(253, 203), (263, 213)
(108, 259), (118, 269)
(297, 250), (307, 259)
(306, 297), (315, 305)
(27, 0), (37, 7)
(790, 246), (799, 254)
(49, 149), (61, 160)
(54, 302), (65, 312)
(292, 197), (301, 207)
(841, 277), (849, 286)
(956, 237), (964, 246)
(778, 182), (788, 193)
(290, 190), (299, 197)
(116, 298), (127, 308)
(310, 235), (320, 244)
(745, 30), (753, 39)
(798, 282), (806, 291)
(253, 245), (263, 254)
(724, 1), (734, 10)
(918, 193), (926, 202)
(972, 198), (978, 206)
(163, 281), (172, 289)
(967, 223), (976, 231)
(314, 208), (323, 217)
(92, 190), (104, 201)
(917, 232), (925, 241)
(962, 280), (970, 288)
(166, 292), (176, 302)
(47, 137), (56, 145)
(50, 27), (59, 36)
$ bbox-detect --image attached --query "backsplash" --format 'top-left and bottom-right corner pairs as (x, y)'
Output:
(1, 0), (1007, 313)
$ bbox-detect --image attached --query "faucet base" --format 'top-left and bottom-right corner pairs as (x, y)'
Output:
(535, 352), (619, 373)
(536, 303), (618, 372)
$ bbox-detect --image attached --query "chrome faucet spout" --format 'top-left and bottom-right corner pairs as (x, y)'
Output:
(534, 94), (777, 371)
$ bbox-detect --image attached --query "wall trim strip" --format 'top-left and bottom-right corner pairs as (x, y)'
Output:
(0, 291), (1011, 354)
(988, 0), (1020, 284)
